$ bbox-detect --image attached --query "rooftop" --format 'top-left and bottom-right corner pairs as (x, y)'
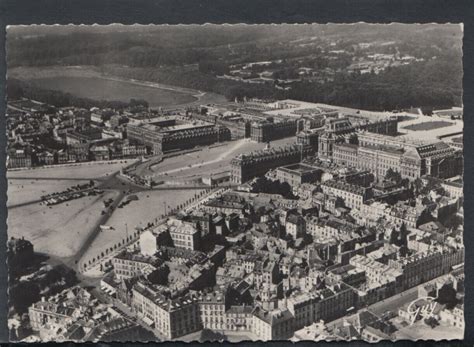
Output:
(277, 163), (321, 175)
(322, 180), (368, 196)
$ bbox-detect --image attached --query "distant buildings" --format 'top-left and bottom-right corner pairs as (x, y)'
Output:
(296, 130), (320, 149)
(7, 149), (32, 168)
(318, 116), (398, 161)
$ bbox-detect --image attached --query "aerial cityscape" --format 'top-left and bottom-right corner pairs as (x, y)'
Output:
(6, 23), (464, 342)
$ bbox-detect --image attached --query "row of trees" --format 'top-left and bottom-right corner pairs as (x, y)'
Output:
(82, 188), (215, 271)
(83, 232), (140, 270)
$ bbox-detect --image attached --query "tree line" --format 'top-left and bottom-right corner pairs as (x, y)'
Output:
(102, 55), (461, 111)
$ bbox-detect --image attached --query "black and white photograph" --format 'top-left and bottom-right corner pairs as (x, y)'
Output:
(5, 23), (464, 342)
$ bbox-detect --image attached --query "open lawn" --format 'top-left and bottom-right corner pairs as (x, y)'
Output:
(29, 76), (197, 107)
(7, 178), (90, 207)
(10, 65), (226, 110)
(398, 114), (463, 141)
(403, 121), (454, 131)
(8, 190), (118, 258)
(80, 189), (205, 263)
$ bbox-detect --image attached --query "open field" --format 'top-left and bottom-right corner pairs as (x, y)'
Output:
(398, 114), (462, 141)
(7, 178), (89, 207)
(263, 99), (394, 121)
(403, 121), (453, 131)
(80, 189), (205, 263)
(9, 65), (226, 108)
(139, 137), (297, 181)
(29, 76), (196, 108)
(7, 160), (136, 180)
(8, 190), (118, 258)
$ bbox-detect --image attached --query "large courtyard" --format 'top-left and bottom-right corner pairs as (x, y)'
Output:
(137, 137), (298, 182)
(397, 114), (462, 141)
(402, 120), (454, 131)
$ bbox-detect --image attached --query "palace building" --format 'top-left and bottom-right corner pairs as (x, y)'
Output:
(250, 120), (297, 143)
(332, 132), (462, 180)
(127, 117), (231, 154)
(230, 144), (315, 184)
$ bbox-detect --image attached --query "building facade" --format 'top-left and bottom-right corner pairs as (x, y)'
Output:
(275, 163), (322, 188)
(127, 118), (230, 154)
(250, 120), (297, 142)
(321, 180), (373, 210)
(231, 145), (314, 184)
(132, 281), (202, 339)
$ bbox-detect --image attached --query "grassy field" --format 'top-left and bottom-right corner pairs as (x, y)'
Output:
(29, 76), (197, 107)
(80, 189), (205, 263)
(403, 121), (453, 131)
(8, 190), (118, 258)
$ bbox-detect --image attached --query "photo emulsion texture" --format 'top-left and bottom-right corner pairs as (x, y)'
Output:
(5, 24), (464, 342)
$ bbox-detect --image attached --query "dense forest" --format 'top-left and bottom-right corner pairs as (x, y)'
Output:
(7, 24), (462, 67)
(99, 57), (462, 111)
(7, 24), (463, 111)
